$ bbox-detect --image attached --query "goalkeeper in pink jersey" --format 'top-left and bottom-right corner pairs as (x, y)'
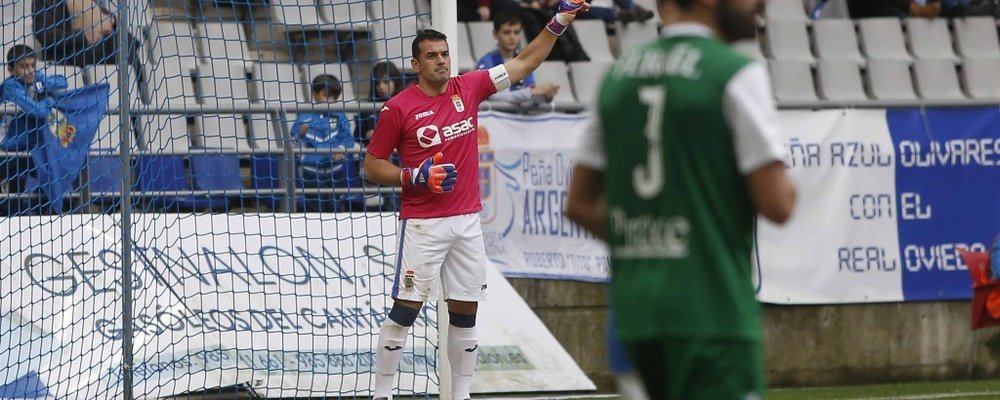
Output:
(363, 1), (589, 398)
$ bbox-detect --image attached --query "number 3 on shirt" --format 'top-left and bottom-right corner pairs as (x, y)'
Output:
(634, 85), (665, 199)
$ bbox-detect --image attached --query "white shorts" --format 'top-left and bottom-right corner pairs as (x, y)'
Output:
(392, 213), (489, 303)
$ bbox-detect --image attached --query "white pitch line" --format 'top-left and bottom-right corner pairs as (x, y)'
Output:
(843, 391), (1000, 400)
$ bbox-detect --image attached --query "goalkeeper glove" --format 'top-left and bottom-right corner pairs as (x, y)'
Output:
(400, 152), (458, 193)
(546, 0), (590, 36)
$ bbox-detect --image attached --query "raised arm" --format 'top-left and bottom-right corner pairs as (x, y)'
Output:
(503, 0), (589, 85)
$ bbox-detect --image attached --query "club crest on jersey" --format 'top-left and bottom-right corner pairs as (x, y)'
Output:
(451, 95), (465, 112)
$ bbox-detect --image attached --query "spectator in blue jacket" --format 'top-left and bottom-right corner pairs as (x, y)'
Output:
(0, 45), (67, 214)
(477, 10), (560, 106)
(293, 74), (361, 212)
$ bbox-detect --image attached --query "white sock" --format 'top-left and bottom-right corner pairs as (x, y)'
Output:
(374, 318), (410, 399)
(447, 326), (478, 400)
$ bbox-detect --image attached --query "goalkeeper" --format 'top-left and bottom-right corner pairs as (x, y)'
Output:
(362, 1), (589, 398)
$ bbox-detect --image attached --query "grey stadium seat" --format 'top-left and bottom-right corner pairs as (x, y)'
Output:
(766, 20), (815, 63)
(250, 112), (294, 151)
(533, 61), (576, 103)
(769, 60), (818, 102)
(1, 2), (37, 64)
(146, 60), (199, 106)
(765, 0), (809, 21)
(369, 0), (428, 69)
(456, 23), (477, 72)
(319, 0), (370, 31)
(149, 18), (199, 67)
(138, 114), (192, 154)
(816, 59), (868, 102)
(197, 62), (252, 106)
(954, 17), (1000, 60)
(961, 58), (1000, 100)
(858, 18), (912, 61)
(255, 62), (306, 105)
(468, 21), (496, 67)
(573, 20), (615, 63)
(85, 64), (144, 109)
(912, 59), (965, 101)
(616, 21), (658, 57)
(271, 0), (324, 29)
(301, 63), (358, 104)
(195, 114), (252, 151)
(813, 19), (864, 65)
(569, 61), (612, 104)
(866, 59), (917, 101)
(906, 18), (958, 61)
(200, 22), (252, 62)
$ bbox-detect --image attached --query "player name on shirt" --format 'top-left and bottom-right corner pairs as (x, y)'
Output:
(609, 206), (690, 259)
(612, 42), (702, 80)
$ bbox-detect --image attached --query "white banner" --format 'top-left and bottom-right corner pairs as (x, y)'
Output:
(478, 112), (611, 282)
(0, 214), (593, 399)
(753, 109), (905, 303)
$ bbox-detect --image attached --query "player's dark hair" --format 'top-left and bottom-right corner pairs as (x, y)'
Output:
(493, 10), (522, 32)
(411, 29), (448, 59)
(6, 44), (36, 65)
(371, 61), (405, 98)
(311, 74), (342, 100)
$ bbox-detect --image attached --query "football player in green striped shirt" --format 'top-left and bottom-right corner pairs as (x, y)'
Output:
(566, 0), (796, 398)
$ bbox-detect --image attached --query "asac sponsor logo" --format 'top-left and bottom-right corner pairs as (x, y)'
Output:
(415, 117), (475, 148)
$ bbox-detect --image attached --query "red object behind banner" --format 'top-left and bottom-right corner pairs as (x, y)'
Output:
(959, 249), (1000, 330)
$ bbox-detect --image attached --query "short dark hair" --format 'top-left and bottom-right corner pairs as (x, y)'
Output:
(493, 10), (522, 32)
(311, 74), (342, 100)
(6, 44), (36, 65)
(411, 29), (448, 59)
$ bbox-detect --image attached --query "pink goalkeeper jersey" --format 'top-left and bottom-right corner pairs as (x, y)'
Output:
(367, 70), (499, 219)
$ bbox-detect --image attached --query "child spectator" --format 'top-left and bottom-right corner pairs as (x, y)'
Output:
(0, 45), (67, 215)
(477, 11), (560, 105)
(293, 74), (362, 212)
(356, 61), (406, 145)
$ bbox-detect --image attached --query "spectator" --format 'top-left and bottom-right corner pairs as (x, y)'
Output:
(847, 0), (908, 17)
(477, 11), (560, 105)
(356, 61), (406, 145)
(517, 0), (591, 61)
(458, 0), (522, 22)
(33, 0), (144, 81)
(578, 0), (656, 24)
(293, 74), (362, 212)
(0, 45), (67, 214)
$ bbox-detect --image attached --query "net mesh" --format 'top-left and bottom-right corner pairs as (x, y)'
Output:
(0, 0), (437, 398)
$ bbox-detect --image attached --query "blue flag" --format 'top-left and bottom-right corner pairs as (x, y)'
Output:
(31, 84), (109, 213)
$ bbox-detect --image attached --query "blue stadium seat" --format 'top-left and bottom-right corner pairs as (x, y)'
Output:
(190, 153), (245, 210)
(86, 156), (124, 211)
(137, 154), (236, 212)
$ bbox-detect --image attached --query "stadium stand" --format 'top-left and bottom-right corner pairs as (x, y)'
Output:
(816, 59), (868, 102)
(954, 16), (1000, 59)
(812, 19), (865, 65)
(858, 18), (913, 62)
(866, 59), (919, 101)
(765, 19), (815, 63)
(961, 58), (1000, 100)
(574, 19), (616, 63)
(906, 18), (959, 61)
(912, 59), (965, 101)
(570, 61), (613, 104)
(766, 0), (809, 21)
(769, 59), (819, 102)
(534, 61), (577, 104)
(455, 22), (477, 72)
